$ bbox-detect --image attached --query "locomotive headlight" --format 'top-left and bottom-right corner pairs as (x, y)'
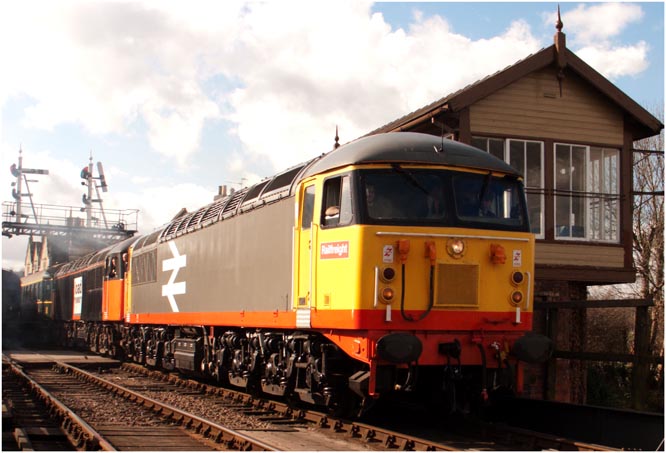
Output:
(380, 287), (395, 304)
(511, 271), (524, 286)
(510, 290), (523, 306)
(381, 267), (396, 283)
(446, 238), (465, 259)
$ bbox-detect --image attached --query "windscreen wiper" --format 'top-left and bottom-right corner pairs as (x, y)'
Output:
(478, 171), (492, 204)
(391, 163), (429, 195)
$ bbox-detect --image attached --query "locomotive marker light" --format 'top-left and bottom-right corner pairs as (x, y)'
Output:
(162, 241), (187, 312)
(379, 287), (395, 304)
(380, 267), (396, 283)
(489, 243), (506, 264)
(446, 238), (465, 258)
(510, 290), (524, 305)
(397, 239), (410, 263)
(424, 240), (437, 265)
(511, 271), (524, 286)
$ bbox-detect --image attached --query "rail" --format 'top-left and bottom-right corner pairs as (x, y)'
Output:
(122, 362), (615, 451)
(4, 358), (114, 450)
(56, 362), (278, 451)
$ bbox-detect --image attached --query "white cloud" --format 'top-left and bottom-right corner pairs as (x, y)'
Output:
(0, 1), (226, 165)
(1, 236), (28, 272)
(541, 3), (648, 81)
(226, 3), (542, 170)
(112, 182), (214, 233)
(576, 42), (649, 79)
(1, 1), (657, 271)
(562, 3), (644, 46)
(2, 1), (653, 175)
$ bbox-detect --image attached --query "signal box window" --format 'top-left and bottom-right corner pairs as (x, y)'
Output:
(555, 144), (619, 242)
(322, 175), (353, 227)
(472, 137), (504, 161)
(473, 136), (544, 238)
(508, 139), (543, 238)
(588, 147), (619, 241)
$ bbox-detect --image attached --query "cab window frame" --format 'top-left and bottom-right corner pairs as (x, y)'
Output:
(357, 168), (530, 233)
(320, 172), (355, 229)
(300, 184), (316, 230)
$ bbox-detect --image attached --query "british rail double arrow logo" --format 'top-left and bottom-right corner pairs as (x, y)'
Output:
(162, 241), (187, 312)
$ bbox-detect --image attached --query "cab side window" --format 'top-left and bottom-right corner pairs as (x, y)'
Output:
(321, 175), (353, 227)
(301, 185), (316, 230)
(106, 256), (118, 279)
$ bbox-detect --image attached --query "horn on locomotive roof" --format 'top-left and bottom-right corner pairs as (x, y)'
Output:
(431, 117), (446, 154)
(334, 125), (340, 149)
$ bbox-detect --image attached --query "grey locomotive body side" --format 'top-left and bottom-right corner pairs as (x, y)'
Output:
(130, 197), (294, 316)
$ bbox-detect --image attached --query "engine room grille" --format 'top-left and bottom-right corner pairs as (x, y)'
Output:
(131, 250), (157, 285)
(435, 263), (479, 307)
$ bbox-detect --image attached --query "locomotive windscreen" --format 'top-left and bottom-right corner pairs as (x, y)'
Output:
(358, 168), (530, 232)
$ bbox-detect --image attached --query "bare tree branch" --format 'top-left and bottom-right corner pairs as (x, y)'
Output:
(632, 106), (664, 355)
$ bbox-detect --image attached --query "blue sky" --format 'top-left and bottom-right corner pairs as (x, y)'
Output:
(1, 1), (664, 270)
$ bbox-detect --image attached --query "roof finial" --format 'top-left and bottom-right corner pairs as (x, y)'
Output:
(334, 125), (340, 149)
(554, 4), (567, 97)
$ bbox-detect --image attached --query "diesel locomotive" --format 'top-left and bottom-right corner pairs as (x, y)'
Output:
(22, 132), (552, 414)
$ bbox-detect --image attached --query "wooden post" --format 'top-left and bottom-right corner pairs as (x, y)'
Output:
(545, 306), (558, 400)
(632, 305), (650, 410)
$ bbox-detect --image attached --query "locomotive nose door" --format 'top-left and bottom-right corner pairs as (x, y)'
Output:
(295, 182), (317, 327)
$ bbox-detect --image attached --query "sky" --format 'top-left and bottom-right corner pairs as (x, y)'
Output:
(1, 1), (664, 271)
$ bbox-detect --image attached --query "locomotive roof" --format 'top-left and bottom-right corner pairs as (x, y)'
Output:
(153, 132), (520, 244)
(54, 236), (136, 277)
(300, 132), (521, 179)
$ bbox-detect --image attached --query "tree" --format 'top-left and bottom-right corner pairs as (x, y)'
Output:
(632, 107), (664, 358)
(631, 106), (664, 411)
(587, 107), (663, 410)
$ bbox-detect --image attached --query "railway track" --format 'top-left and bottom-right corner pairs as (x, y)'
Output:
(3, 350), (621, 451)
(3, 359), (277, 450)
(2, 363), (74, 450)
(4, 355), (462, 450)
(114, 362), (616, 451)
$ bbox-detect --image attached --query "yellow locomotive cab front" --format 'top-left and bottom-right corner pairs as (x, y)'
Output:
(293, 149), (552, 404)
